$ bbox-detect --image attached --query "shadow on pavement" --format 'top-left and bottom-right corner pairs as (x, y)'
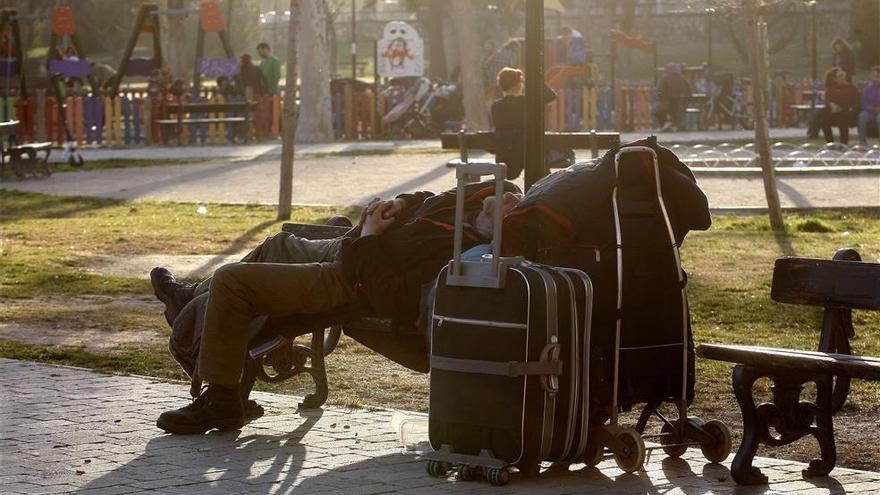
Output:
(355, 163), (453, 206)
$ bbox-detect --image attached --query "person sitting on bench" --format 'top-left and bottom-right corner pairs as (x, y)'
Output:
(491, 67), (570, 179)
(150, 182), (522, 435)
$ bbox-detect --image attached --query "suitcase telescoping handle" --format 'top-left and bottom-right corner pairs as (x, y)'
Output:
(448, 161), (508, 289)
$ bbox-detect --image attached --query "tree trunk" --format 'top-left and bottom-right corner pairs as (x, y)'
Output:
(746, 0), (785, 232)
(450, 0), (489, 130)
(278, 0), (300, 221)
(425, 1), (447, 79)
(161, 0), (190, 82)
(296, 0), (334, 143)
(441, 9), (459, 81)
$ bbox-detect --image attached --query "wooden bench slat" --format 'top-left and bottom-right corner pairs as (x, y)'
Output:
(697, 343), (880, 380)
(9, 142), (53, 150)
(440, 131), (621, 151)
(165, 103), (254, 114)
(771, 257), (880, 310)
(156, 118), (246, 125)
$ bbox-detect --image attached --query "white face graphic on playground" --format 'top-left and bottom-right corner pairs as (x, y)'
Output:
(377, 21), (424, 78)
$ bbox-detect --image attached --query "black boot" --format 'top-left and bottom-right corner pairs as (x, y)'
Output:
(150, 267), (196, 326)
(157, 384), (245, 434)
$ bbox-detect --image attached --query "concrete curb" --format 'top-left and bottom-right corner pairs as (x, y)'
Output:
(692, 166), (880, 176)
(711, 205), (880, 215)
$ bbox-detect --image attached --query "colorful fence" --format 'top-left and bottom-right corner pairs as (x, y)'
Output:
(0, 81), (826, 146)
(0, 90), (283, 146)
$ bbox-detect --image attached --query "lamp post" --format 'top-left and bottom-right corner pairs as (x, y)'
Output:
(351, 0), (357, 80)
(810, 1), (817, 84)
(706, 7), (715, 68)
(524, 0), (544, 191)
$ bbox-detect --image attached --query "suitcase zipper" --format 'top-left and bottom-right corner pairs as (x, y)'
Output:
(432, 314), (528, 330)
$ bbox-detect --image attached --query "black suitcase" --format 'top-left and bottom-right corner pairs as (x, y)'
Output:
(423, 161), (594, 486)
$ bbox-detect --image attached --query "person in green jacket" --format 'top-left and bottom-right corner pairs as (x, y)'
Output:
(257, 42), (281, 94)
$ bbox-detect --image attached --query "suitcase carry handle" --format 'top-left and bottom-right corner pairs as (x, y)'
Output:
(447, 161), (512, 289)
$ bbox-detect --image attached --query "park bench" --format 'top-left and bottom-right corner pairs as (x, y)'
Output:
(440, 130), (621, 166)
(242, 219), (428, 410)
(156, 101), (256, 144)
(697, 248), (880, 485)
(0, 120), (53, 180)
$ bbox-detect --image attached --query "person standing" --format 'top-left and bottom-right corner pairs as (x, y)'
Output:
(237, 54), (267, 99)
(817, 67), (859, 145)
(257, 42), (281, 94)
(857, 66), (880, 145)
(832, 38), (856, 83)
(256, 43), (281, 138)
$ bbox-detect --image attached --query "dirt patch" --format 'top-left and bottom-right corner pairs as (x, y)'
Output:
(0, 322), (165, 349)
(0, 294), (168, 351)
(81, 253), (245, 280)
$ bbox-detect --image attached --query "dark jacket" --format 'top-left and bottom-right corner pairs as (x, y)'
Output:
(657, 72), (692, 102)
(491, 83), (558, 179)
(341, 180), (521, 324)
(237, 63), (268, 98)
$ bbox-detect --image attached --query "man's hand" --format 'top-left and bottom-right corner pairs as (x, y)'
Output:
(359, 198), (406, 225)
(361, 202), (396, 237)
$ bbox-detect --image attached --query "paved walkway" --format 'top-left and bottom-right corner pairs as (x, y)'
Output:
(2, 359), (878, 494)
(5, 152), (879, 209)
(48, 128), (808, 164)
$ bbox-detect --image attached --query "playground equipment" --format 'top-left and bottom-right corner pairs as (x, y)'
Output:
(0, 6), (93, 99)
(111, 1), (235, 95)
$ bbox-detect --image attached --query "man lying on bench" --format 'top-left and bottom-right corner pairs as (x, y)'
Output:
(150, 182), (522, 434)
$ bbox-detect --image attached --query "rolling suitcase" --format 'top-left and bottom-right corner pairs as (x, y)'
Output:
(423, 161), (593, 486)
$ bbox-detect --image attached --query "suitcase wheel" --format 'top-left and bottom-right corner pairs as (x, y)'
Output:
(660, 419), (688, 458)
(699, 419), (732, 464)
(426, 460), (451, 478)
(486, 467), (510, 486)
(456, 464), (479, 481)
(612, 428), (646, 473)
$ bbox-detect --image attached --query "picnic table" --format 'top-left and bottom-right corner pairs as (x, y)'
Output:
(697, 248), (880, 484)
(0, 120), (53, 180)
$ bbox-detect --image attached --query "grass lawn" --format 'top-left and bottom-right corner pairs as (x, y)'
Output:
(2, 189), (880, 469)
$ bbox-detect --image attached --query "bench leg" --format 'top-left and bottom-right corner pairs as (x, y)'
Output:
(731, 365), (838, 485)
(300, 328), (329, 410)
(246, 328), (331, 411)
(805, 375), (836, 478)
(731, 365), (768, 485)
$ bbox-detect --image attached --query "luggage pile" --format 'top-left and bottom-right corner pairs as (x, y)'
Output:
(423, 139), (731, 486)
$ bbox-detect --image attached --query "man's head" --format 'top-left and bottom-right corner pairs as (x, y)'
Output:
(257, 42), (271, 58)
(474, 192), (522, 239)
(241, 53), (252, 66)
(872, 66), (880, 85)
(559, 27), (572, 38)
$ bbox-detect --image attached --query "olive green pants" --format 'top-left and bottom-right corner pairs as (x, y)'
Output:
(196, 233), (357, 385)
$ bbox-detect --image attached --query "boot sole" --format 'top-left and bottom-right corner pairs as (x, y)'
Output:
(157, 416), (246, 435)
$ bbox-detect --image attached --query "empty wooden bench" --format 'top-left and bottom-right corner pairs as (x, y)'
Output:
(0, 120), (53, 180)
(440, 130), (620, 166)
(157, 101), (256, 144)
(697, 248), (880, 485)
